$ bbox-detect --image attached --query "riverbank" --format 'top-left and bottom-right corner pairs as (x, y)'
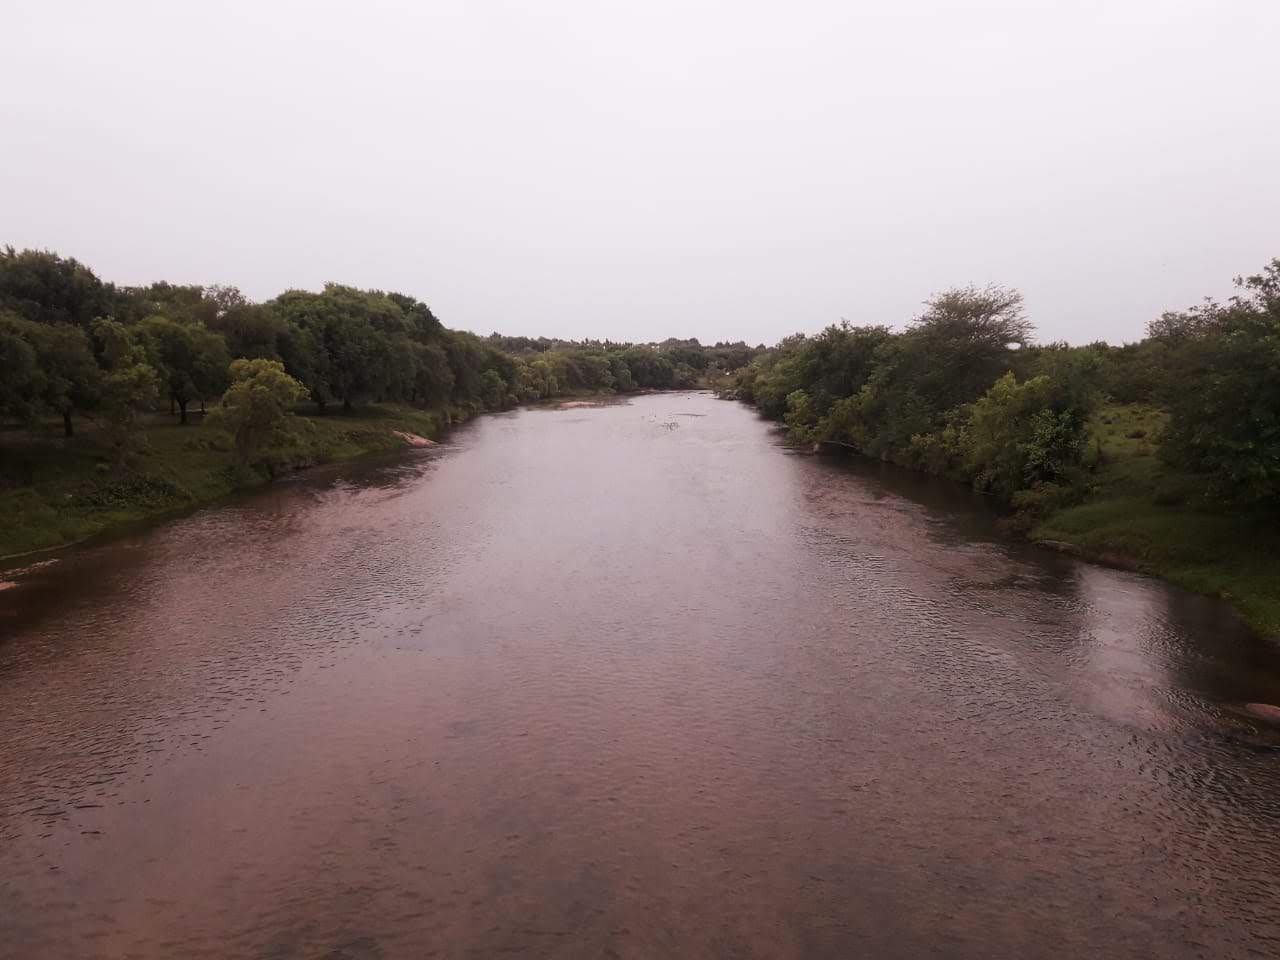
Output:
(1029, 404), (1280, 638)
(793, 400), (1279, 637)
(0, 404), (457, 562)
(0, 388), (667, 564)
(806, 401), (1280, 637)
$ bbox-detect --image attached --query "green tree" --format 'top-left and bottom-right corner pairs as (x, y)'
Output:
(139, 317), (231, 424)
(621, 347), (675, 388)
(0, 314), (40, 420)
(207, 298), (286, 361)
(958, 372), (1093, 499)
(386, 292), (444, 340)
(27, 320), (100, 436)
(846, 288), (1030, 460)
(210, 359), (308, 466)
(479, 368), (508, 410)
(269, 286), (399, 411)
(324, 313), (387, 411)
(91, 319), (160, 463)
(1158, 260), (1280, 502)
(609, 355), (635, 392)
(784, 389), (818, 443)
(409, 341), (454, 405)
(0, 247), (119, 328)
(277, 321), (331, 414)
(444, 333), (489, 407)
(576, 353), (615, 390)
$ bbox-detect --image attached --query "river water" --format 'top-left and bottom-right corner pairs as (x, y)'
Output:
(2, 392), (1279, 959)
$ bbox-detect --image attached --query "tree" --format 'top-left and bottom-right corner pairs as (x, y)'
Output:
(277, 321), (331, 414)
(207, 300), (285, 361)
(1159, 260), (1280, 502)
(576, 353), (615, 390)
(444, 332), (489, 407)
(784, 389), (818, 443)
(27, 320), (99, 436)
(1, 310), (101, 434)
(326, 314), (387, 410)
(210, 359), (308, 466)
(269, 286), (399, 411)
(479, 368), (508, 410)
(136, 282), (215, 324)
(621, 347), (675, 388)
(959, 372), (1093, 499)
(91, 319), (160, 463)
(0, 247), (119, 328)
(911, 284), (1031, 350)
(139, 317), (231, 424)
(409, 341), (454, 405)
(828, 290), (1032, 460)
(514, 357), (558, 400)
(204, 284), (249, 316)
(386, 292), (444, 340)
(0, 313), (40, 420)
(609, 355), (635, 392)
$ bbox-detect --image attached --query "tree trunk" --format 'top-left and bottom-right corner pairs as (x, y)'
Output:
(317, 399), (327, 416)
(343, 395), (352, 412)
(200, 398), (206, 414)
(169, 396), (175, 416)
(179, 399), (188, 425)
(63, 409), (73, 438)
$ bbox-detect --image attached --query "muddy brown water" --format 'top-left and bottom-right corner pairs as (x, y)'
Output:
(2, 392), (1279, 959)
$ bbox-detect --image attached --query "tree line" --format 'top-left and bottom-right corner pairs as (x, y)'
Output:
(727, 260), (1280, 514)
(0, 247), (759, 463)
(5, 245), (1275, 512)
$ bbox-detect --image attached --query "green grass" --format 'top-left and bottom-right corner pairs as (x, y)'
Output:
(1033, 403), (1280, 636)
(0, 404), (456, 562)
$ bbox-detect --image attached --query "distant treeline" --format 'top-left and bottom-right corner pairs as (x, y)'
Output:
(726, 261), (1280, 516)
(0, 247), (759, 449)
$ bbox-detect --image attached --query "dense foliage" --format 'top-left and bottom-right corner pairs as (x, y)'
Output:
(209, 359), (309, 467)
(4, 244), (1276, 517)
(727, 264), (1280, 514)
(1152, 263), (1280, 502)
(0, 247), (759, 467)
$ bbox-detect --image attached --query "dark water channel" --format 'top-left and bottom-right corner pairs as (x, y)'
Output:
(2, 392), (1279, 958)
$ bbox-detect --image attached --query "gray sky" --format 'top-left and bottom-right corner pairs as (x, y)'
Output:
(4, 1), (1278, 345)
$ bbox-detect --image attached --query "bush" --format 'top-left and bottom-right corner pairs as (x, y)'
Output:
(208, 359), (308, 466)
(76, 474), (185, 511)
(1007, 481), (1088, 532)
(962, 373), (1093, 500)
(1157, 260), (1280, 504)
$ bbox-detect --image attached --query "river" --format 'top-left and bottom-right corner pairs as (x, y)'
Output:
(2, 392), (1278, 959)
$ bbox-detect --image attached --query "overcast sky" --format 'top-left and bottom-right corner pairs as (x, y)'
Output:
(4, 1), (1277, 345)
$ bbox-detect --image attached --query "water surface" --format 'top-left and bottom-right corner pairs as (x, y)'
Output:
(2, 392), (1279, 958)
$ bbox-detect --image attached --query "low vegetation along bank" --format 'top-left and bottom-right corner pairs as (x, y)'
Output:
(0, 404), (453, 559)
(722, 265), (1280, 636)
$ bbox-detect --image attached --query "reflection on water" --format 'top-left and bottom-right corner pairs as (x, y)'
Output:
(2, 393), (1278, 959)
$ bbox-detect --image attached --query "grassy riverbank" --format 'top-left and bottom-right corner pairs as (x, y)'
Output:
(0, 404), (453, 561)
(1031, 404), (1280, 637)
